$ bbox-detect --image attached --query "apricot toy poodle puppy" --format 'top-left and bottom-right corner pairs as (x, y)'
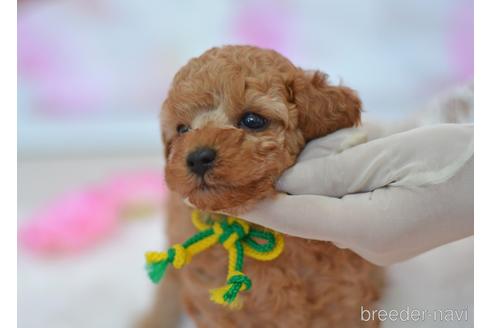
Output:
(141, 45), (383, 328)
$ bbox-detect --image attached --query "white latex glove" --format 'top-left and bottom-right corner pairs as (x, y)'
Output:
(359, 81), (473, 141)
(240, 124), (473, 266)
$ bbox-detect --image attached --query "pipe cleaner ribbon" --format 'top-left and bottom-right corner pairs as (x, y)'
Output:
(145, 209), (284, 309)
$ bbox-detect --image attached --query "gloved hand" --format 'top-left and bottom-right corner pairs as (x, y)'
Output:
(238, 83), (474, 266)
(240, 124), (473, 266)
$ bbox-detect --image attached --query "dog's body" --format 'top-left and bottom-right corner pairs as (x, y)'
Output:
(144, 45), (383, 327)
(165, 193), (382, 327)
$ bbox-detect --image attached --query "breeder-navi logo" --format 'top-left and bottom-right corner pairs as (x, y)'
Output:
(360, 306), (469, 322)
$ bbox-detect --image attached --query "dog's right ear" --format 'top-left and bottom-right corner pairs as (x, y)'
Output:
(287, 69), (362, 141)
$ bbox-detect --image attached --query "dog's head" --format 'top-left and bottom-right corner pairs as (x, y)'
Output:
(162, 45), (361, 213)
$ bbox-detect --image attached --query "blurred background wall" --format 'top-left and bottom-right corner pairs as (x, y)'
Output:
(17, 1), (473, 327)
(18, 0), (472, 158)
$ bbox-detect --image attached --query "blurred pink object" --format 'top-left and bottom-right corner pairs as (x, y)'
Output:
(19, 171), (167, 254)
(448, 0), (473, 81)
(18, 14), (105, 116)
(231, 0), (297, 58)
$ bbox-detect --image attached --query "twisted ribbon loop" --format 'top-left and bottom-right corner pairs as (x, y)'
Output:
(215, 219), (249, 249)
(145, 210), (284, 309)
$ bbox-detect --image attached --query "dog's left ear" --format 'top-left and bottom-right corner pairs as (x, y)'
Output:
(287, 69), (362, 141)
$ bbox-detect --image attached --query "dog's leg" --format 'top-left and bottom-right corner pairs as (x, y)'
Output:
(136, 270), (182, 328)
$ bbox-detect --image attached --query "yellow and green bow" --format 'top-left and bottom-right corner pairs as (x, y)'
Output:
(145, 209), (284, 309)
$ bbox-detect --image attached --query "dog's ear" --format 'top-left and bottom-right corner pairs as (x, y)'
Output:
(287, 70), (361, 141)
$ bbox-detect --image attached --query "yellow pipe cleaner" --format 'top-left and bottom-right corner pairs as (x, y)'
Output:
(145, 209), (284, 309)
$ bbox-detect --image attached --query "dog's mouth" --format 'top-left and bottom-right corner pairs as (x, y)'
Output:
(190, 174), (222, 192)
(179, 172), (275, 213)
(196, 180), (211, 191)
(184, 184), (233, 211)
(189, 171), (244, 192)
(188, 179), (231, 198)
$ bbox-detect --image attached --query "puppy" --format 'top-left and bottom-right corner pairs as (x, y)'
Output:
(144, 45), (383, 328)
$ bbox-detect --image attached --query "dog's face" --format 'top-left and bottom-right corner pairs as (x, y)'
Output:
(162, 46), (361, 213)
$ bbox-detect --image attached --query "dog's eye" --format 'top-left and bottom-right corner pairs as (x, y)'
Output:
(238, 112), (268, 131)
(176, 124), (190, 134)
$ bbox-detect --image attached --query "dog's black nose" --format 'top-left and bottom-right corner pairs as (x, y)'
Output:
(186, 147), (216, 176)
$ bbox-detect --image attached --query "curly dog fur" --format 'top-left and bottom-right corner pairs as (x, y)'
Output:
(143, 45), (383, 328)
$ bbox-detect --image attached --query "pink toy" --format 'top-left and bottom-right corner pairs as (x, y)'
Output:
(19, 171), (167, 254)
